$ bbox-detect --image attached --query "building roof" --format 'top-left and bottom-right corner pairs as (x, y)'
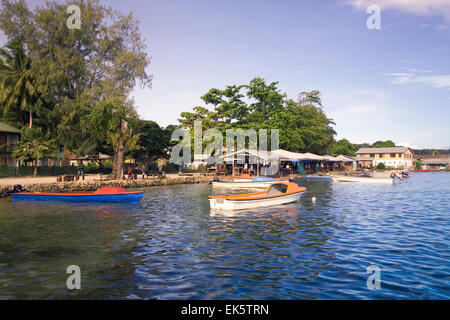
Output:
(421, 158), (450, 165)
(0, 122), (21, 134)
(356, 147), (411, 154)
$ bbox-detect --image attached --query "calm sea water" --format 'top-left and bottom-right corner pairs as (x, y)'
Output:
(0, 172), (449, 299)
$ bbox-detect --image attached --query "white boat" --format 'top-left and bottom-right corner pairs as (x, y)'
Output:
(211, 176), (286, 189)
(209, 182), (306, 211)
(330, 175), (393, 184)
(231, 174), (254, 182)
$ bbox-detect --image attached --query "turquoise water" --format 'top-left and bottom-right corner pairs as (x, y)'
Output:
(0, 172), (449, 299)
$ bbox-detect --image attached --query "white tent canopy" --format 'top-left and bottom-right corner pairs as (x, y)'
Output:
(323, 155), (341, 162)
(221, 149), (279, 162)
(337, 155), (357, 162)
(217, 149), (344, 163)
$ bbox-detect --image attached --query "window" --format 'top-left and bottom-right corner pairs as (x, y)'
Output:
(391, 153), (396, 158)
(398, 153), (402, 158)
(379, 154), (384, 158)
(370, 154), (374, 158)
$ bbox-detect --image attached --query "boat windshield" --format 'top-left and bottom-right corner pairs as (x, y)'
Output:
(266, 184), (288, 196)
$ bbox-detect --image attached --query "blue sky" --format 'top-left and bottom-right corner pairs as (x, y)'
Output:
(2, 0), (450, 148)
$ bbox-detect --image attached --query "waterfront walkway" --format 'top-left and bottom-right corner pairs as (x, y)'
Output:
(0, 173), (214, 197)
(0, 173), (200, 186)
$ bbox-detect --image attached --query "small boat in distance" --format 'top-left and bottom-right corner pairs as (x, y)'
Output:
(209, 182), (306, 211)
(10, 186), (143, 203)
(300, 175), (333, 180)
(331, 175), (394, 184)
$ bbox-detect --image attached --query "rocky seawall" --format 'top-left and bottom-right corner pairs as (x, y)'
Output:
(0, 176), (215, 198)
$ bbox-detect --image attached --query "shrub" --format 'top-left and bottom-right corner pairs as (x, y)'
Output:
(376, 162), (386, 170)
(84, 162), (99, 174)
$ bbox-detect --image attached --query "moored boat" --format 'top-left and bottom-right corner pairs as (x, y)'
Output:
(300, 175), (333, 180)
(10, 186), (143, 203)
(209, 182), (306, 210)
(330, 175), (393, 184)
(231, 173), (254, 182)
(211, 176), (284, 189)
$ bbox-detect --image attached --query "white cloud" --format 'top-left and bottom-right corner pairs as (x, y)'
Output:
(390, 73), (450, 88)
(347, 0), (450, 20)
(388, 72), (415, 77)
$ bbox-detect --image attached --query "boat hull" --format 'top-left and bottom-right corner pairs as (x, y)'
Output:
(331, 175), (393, 184)
(209, 191), (303, 210)
(301, 175), (332, 180)
(11, 192), (143, 203)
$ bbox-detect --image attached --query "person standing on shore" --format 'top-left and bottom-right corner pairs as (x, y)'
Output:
(99, 162), (104, 181)
(127, 165), (133, 180)
(77, 162), (85, 181)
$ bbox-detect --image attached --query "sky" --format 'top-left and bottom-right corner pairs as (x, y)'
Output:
(1, 0), (450, 149)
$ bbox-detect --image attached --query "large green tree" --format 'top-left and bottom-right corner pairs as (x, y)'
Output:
(131, 120), (175, 162)
(0, 0), (152, 176)
(330, 139), (358, 156)
(178, 78), (336, 155)
(371, 140), (396, 148)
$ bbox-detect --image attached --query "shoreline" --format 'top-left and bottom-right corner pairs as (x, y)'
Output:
(0, 174), (215, 197)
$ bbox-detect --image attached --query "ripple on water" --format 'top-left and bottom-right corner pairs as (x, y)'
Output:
(0, 173), (449, 299)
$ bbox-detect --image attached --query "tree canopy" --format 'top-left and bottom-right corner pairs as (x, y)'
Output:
(0, 0), (154, 177)
(178, 78), (336, 155)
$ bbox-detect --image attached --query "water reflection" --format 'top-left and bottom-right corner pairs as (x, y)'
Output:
(0, 173), (449, 299)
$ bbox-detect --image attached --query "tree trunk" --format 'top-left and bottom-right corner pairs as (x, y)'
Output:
(111, 120), (127, 180)
(29, 108), (32, 129)
(33, 159), (37, 177)
(62, 147), (71, 166)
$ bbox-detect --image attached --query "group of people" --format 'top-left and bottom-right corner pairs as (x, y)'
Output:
(76, 161), (105, 180)
(75, 161), (163, 181)
(127, 163), (165, 180)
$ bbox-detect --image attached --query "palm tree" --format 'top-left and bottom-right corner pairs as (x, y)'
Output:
(13, 128), (55, 177)
(0, 39), (37, 128)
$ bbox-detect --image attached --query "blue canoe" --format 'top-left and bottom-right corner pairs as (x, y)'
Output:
(10, 187), (143, 203)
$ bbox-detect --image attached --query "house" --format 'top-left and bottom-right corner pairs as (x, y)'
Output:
(414, 155), (450, 171)
(0, 122), (21, 166)
(355, 146), (414, 169)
